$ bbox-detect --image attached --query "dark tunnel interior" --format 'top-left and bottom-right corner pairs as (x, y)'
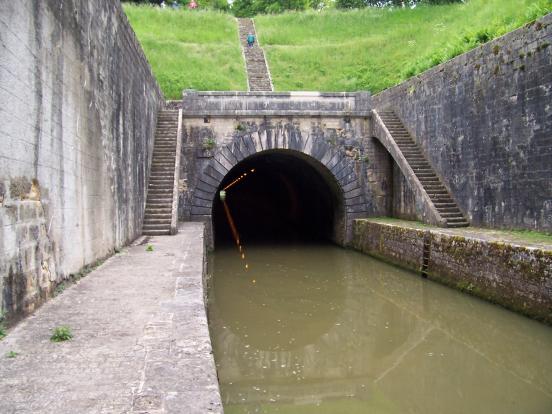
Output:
(212, 150), (343, 247)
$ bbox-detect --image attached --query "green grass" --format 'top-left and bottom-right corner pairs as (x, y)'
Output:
(50, 326), (73, 342)
(123, 5), (247, 98)
(254, 0), (552, 92)
(124, 1), (551, 95)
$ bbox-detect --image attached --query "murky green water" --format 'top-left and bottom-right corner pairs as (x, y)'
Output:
(209, 245), (552, 414)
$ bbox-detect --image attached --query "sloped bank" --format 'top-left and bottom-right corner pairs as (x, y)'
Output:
(352, 219), (552, 324)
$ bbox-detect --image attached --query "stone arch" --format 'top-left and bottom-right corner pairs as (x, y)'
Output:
(189, 132), (369, 246)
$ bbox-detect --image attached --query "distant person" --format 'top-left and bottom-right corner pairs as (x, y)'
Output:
(247, 33), (255, 48)
(160, 1), (167, 8)
(171, 1), (180, 9)
(188, 0), (198, 9)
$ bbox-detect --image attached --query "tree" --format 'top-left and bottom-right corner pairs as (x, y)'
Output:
(336, 0), (463, 9)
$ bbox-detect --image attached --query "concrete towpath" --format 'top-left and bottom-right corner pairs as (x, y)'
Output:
(0, 223), (222, 414)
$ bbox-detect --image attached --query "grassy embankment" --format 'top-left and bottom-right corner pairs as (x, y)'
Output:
(123, 6), (247, 98)
(124, 1), (552, 96)
(255, 0), (552, 92)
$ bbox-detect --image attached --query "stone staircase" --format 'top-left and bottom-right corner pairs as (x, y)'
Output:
(143, 110), (179, 236)
(377, 110), (469, 228)
(238, 18), (273, 92)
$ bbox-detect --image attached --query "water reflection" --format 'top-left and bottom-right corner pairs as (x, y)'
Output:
(209, 245), (552, 414)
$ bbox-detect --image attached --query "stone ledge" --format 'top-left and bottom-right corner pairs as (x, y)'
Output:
(352, 218), (552, 325)
(180, 90), (372, 117)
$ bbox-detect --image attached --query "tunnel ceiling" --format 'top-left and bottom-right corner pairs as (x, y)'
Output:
(212, 150), (343, 246)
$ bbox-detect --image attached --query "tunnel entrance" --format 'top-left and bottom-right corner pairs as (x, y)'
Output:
(212, 150), (344, 247)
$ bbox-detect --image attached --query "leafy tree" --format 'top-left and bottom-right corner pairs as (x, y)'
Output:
(337, 0), (463, 9)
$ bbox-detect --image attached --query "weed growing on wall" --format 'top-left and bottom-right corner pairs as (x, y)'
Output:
(54, 283), (66, 296)
(0, 312), (6, 340)
(146, 244), (154, 252)
(5, 351), (18, 358)
(50, 326), (73, 342)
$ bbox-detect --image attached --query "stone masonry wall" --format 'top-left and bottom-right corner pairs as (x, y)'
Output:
(0, 0), (164, 320)
(352, 219), (552, 324)
(373, 13), (552, 233)
(179, 115), (374, 246)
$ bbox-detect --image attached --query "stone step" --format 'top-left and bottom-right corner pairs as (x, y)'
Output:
(147, 197), (173, 203)
(434, 202), (457, 207)
(426, 189), (448, 195)
(148, 183), (173, 188)
(150, 172), (174, 177)
(145, 208), (172, 214)
(446, 215), (466, 224)
(142, 229), (171, 236)
(143, 224), (171, 231)
(152, 157), (175, 162)
(144, 213), (172, 219)
(146, 202), (172, 209)
(148, 191), (173, 197)
(437, 207), (462, 214)
(149, 175), (174, 180)
(440, 212), (464, 218)
(430, 196), (454, 203)
(447, 221), (470, 228)
(143, 218), (172, 225)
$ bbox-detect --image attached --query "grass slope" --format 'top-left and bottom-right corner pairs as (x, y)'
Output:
(255, 0), (552, 92)
(124, 6), (247, 98)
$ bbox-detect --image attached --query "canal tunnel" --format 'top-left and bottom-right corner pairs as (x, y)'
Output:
(212, 150), (345, 246)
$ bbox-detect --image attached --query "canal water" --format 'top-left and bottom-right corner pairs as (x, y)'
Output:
(208, 244), (552, 414)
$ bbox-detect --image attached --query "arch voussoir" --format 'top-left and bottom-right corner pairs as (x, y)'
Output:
(240, 135), (257, 156)
(221, 146), (239, 166)
(214, 152), (234, 172)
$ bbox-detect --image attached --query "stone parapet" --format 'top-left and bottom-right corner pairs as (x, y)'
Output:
(180, 90), (371, 117)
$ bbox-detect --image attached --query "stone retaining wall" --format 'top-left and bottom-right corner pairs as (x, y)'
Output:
(0, 0), (164, 321)
(373, 13), (552, 233)
(352, 219), (552, 324)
